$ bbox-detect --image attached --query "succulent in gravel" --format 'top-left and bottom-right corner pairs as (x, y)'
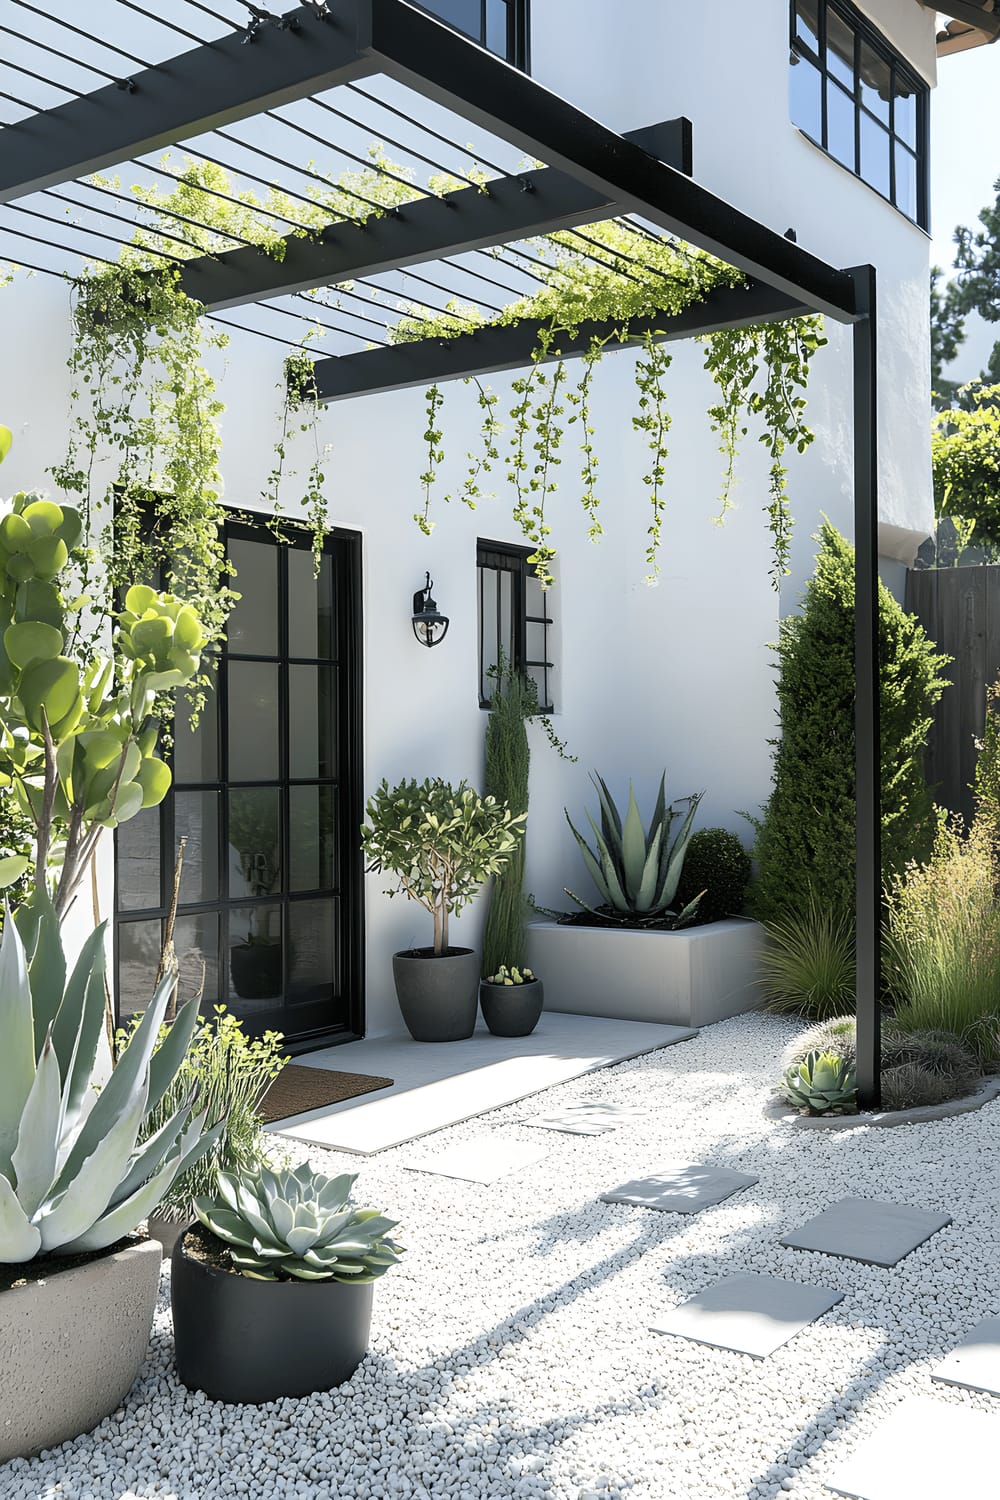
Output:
(781, 1049), (858, 1115)
(194, 1163), (405, 1282)
(0, 892), (221, 1262)
(783, 1015), (983, 1110)
(485, 965), (536, 985)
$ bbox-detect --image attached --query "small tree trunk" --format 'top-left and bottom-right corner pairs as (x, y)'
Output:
(438, 901), (449, 956)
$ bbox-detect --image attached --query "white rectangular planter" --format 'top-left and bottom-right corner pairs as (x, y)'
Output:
(525, 917), (766, 1029)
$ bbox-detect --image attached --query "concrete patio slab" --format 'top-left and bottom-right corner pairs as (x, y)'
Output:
(932, 1316), (1000, 1395)
(403, 1138), (548, 1184)
(650, 1274), (843, 1358)
(780, 1198), (952, 1267)
(826, 1396), (1000, 1500)
(601, 1163), (758, 1213)
(523, 1100), (649, 1134)
(268, 1013), (695, 1155)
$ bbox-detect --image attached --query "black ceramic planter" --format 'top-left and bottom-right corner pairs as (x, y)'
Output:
(391, 946), (480, 1041)
(479, 978), (544, 1037)
(171, 1228), (373, 1404)
(230, 942), (282, 1001)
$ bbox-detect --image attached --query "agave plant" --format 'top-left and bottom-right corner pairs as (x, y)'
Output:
(194, 1163), (405, 1283)
(0, 892), (222, 1262)
(564, 772), (704, 924)
(782, 1049), (858, 1115)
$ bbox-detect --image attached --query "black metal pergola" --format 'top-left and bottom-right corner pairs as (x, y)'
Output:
(0, 0), (883, 1104)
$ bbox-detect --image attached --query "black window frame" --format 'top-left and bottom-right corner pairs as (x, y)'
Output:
(113, 511), (365, 1052)
(789, 0), (929, 229)
(477, 538), (554, 712)
(413, 0), (530, 70)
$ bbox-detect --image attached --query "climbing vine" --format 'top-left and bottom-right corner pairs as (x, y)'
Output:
(392, 219), (827, 587)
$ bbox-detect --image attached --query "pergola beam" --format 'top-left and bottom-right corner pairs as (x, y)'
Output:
(364, 0), (859, 322)
(0, 3), (375, 205)
(927, 1), (1000, 35)
(309, 282), (812, 402)
(181, 119), (694, 312)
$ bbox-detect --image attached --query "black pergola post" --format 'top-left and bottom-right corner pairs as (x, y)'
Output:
(851, 264), (882, 1110)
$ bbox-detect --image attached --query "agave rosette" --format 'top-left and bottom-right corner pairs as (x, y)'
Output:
(195, 1163), (404, 1283)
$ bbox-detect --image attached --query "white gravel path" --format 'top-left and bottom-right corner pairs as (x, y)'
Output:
(5, 1010), (1000, 1500)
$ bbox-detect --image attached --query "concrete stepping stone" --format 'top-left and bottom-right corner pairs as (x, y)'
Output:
(404, 1137), (548, 1184)
(780, 1197), (951, 1267)
(601, 1163), (758, 1214)
(650, 1273), (843, 1358)
(932, 1315), (1000, 1395)
(826, 1395), (1000, 1499)
(524, 1100), (649, 1135)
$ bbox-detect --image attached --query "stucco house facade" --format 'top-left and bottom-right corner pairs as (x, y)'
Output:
(0, 0), (988, 1047)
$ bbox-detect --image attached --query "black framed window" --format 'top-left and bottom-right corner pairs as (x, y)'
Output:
(415, 0), (529, 68)
(789, 0), (928, 227)
(114, 516), (364, 1048)
(477, 539), (553, 711)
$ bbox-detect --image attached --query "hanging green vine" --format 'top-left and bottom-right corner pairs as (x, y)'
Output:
(632, 332), (674, 583)
(390, 218), (827, 587)
(416, 383), (445, 536)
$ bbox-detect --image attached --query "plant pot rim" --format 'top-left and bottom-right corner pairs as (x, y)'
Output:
(393, 945), (475, 960)
(482, 976), (541, 987)
(0, 1233), (155, 1297)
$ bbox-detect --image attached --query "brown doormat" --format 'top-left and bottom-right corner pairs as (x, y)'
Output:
(259, 1065), (394, 1124)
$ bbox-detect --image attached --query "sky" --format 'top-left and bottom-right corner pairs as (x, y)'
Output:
(930, 38), (999, 377)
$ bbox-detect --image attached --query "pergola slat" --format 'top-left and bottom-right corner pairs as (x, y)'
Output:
(0, 3), (375, 205)
(309, 282), (812, 402)
(366, 0), (859, 322)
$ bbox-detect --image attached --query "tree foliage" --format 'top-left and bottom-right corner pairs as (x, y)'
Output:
(751, 522), (950, 924)
(931, 383), (1000, 547)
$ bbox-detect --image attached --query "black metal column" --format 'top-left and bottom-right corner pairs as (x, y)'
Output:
(850, 264), (881, 1109)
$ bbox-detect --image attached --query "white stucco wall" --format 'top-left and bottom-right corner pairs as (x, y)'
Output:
(0, 0), (939, 1037)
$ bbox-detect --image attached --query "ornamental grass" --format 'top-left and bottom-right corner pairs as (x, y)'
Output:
(886, 818), (1000, 1063)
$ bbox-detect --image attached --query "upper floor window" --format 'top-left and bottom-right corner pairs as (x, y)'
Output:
(416, 0), (529, 68)
(790, 0), (928, 227)
(478, 540), (554, 711)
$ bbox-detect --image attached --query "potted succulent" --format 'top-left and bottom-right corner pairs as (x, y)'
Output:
(480, 964), (544, 1038)
(171, 1162), (404, 1403)
(361, 776), (526, 1041)
(0, 898), (222, 1462)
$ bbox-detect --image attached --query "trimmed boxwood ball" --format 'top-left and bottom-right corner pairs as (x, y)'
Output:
(676, 827), (752, 924)
(782, 1016), (983, 1110)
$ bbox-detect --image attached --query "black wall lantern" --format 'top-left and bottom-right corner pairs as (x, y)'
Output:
(411, 572), (450, 648)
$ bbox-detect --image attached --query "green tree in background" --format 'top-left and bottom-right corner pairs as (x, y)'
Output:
(932, 383), (1000, 549)
(752, 523), (950, 925)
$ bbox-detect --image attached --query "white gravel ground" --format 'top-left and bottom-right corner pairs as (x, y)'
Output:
(5, 1010), (1000, 1500)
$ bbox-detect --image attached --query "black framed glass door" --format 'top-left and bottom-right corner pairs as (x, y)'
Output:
(115, 517), (364, 1047)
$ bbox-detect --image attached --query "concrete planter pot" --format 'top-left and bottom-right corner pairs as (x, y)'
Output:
(480, 978), (544, 1037)
(0, 1237), (161, 1463)
(392, 946), (481, 1041)
(171, 1227), (374, 1404)
(525, 917), (765, 1028)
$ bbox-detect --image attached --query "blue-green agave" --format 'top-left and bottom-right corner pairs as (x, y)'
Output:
(565, 772), (704, 923)
(782, 1049), (858, 1115)
(0, 892), (223, 1262)
(195, 1164), (405, 1282)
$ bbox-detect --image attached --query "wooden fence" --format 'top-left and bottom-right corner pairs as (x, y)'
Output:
(905, 566), (1000, 827)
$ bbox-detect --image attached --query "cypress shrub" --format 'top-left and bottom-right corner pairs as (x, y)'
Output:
(482, 668), (534, 977)
(752, 521), (949, 925)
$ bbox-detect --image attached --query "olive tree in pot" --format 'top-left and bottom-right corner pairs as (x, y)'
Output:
(172, 1162), (404, 1403)
(361, 777), (526, 1041)
(0, 900), (223, 1462)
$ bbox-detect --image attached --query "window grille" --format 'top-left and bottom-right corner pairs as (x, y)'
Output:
(477, 539), (554, 711)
